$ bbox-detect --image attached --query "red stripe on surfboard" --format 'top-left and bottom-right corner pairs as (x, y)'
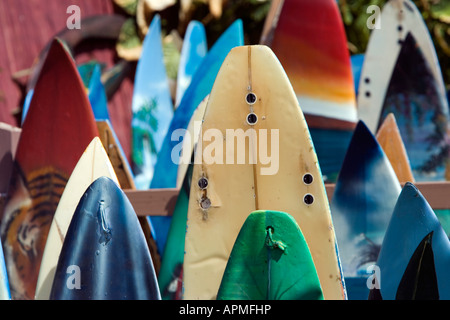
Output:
(304, 114), (356, 131)
(265, 0), (355, 103)
(17, 38), (99, 175)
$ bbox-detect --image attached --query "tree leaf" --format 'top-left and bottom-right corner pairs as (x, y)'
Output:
(116, 18), (143, 61)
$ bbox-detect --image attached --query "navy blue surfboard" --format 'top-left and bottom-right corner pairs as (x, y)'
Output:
(49, 177), (160, 300)
(330, 120), (401, 299)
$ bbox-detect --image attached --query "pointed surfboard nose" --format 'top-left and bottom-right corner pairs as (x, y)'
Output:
(49, 176), (161, 300)
(375, 181), (450, 300)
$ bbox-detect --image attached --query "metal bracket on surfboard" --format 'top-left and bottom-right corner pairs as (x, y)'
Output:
(127, 181), (450, 217)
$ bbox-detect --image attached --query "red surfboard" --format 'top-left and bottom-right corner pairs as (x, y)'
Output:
(0, 39), (99, 300)
(261, 0), (357, 182)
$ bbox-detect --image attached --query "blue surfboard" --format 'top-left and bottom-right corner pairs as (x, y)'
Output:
(78, 62), (110, 120)
(370, 182), (450, 300)
(131, 14), (174, 190)
(350, 54), (364, 96)
(49, 176), (160, 300)
(175, 20), (207, 107)
(21, 89), (34, 125)
(330, 120), (401, 299)
(149, 20), (244, 256)
(0, 241), (11, 300)
(151, 19), (243, 189)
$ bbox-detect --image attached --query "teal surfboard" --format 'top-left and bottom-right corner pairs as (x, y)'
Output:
(78, 62), (110, 120)
(217, 210), (323, 300)
(158, 163), (193, 300)
(369, 182), (450, 300)
(131, 14), (174, 190)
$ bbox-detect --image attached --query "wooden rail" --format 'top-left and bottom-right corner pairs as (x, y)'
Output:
(125, 181), (450, 217)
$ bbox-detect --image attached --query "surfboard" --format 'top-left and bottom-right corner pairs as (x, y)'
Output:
(151, 20), (244, 190)
(175, 96), (209, 189)
(34, 137), (119, 300)
(0, 123), (19, 300)
(96, 120), (135, 189)
(21, 90), (34, 125)
(357, 0), (450, 181)
(369, 182), (450, 300)
(78, 62), (110, 120)
(0, 122), (21, 196)
(131, 14), (174, 190)
(175, 20), (207, 108)
(376, 113), (415, 183)
(182, 45), (346, 300)
(157, 96), (208, 300)
(330, 120), (402, 300)
(0, 241), (10, 300)
(260, 0), (357, 182)
(49, 176), (161, 300)
(22, 61), (111, 123)
(158, 164), (192, 300)
(0, 39), (99, 300)
(96, 119), (161, 274)
(217, 210), (323, 300)
(149, 20), (244, 257)
(351, 54), (364, 96)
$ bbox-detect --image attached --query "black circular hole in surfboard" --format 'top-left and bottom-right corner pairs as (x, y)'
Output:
(303, 173), (314, 185)
(246, 113), (258, 125)
(198, 177), (208, 189)
(246, 92), (257, 105)
(303, 194), (314, 205)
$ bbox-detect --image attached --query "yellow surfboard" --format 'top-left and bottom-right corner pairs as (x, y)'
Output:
(376, 113), (415, 183)
(35, 137), (119, 299)
(176, 96), (209, 189)
(182, 45), (345, 300)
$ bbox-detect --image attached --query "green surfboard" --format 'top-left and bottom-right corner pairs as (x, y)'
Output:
(217, 210), (324, 300)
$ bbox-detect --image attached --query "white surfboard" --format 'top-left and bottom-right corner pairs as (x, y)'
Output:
(34, 137), (120, 300)
(357, 0), (448, 133)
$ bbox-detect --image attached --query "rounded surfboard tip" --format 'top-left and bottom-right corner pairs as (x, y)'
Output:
(217, 210), (323, 300)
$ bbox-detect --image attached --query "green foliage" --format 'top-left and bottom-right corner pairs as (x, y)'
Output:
(117, 18), (142, 50)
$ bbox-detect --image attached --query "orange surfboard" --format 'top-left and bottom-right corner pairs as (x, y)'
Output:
(0, 39), (99, 300)
(376, 113), (415, 183)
